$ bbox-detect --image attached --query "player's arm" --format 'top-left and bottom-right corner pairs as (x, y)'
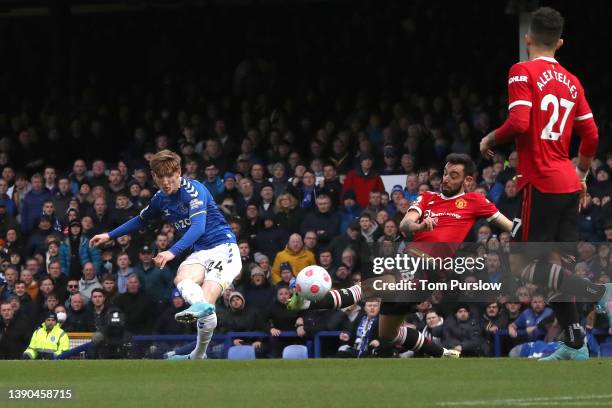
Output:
(573, 84), (599, 208)
(480, 64), (532, 158)
(399, 209), (436, 235)
(155, 186), (208, 268)
(89, 198), (158, 247)
(399, 194), (436, 235)
(490, 212), (513, 233)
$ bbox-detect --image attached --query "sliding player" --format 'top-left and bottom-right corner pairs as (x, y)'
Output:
(290, 154), (514, 358)
(90, 150), (240, 360)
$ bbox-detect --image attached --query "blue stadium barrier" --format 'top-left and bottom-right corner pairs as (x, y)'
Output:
(59, 329), (610, 359)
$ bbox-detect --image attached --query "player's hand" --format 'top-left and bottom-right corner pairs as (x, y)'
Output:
(89, 233), (111, 248)
(479, 133), (495, 160)
(578, 180), (588, 211)
(270, 328), (281, 336)
(417, 216), (437, 232)
(153, 250), (175, 269)
(339, 332), (350, 342)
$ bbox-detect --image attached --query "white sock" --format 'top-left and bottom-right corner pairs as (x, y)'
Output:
(190, 313), (217, 359)
(177, 279), (205, 305)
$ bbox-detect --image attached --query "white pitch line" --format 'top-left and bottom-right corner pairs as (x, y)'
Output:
(515, 403), (612, 407)
(437, 394), (612, 406)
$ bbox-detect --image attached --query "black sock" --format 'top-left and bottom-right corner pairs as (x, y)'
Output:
(309, 285), (361, 310)
(395, 326), (444, 357)
(522, 261), (605, 301)
(550, 299), (584, 349)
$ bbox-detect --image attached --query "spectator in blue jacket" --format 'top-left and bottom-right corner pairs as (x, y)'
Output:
(133, 245), (174, 306)
(20, 174), (52, 235)
(59, 220), (101, 279)
(338, 190), (362, 236)
(508, 293), (554, 341)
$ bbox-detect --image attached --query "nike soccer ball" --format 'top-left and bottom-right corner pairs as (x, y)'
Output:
(296, 265), (332, 302)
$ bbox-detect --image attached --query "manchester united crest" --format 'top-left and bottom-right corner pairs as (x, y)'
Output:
(455, 198), (467, 209)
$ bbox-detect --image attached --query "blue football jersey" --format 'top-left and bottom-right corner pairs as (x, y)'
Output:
(140, 177), (235, 254)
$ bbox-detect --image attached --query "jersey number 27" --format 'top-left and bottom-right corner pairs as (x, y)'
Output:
(540, 94), (575, 141)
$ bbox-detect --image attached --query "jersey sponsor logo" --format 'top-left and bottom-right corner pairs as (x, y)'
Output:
(424, 209), (461, 219)
(455, 198), (467, 209)
(174, 218), (191, 229)
(508, 75), (528, 84)
(190, 199), (204, 210)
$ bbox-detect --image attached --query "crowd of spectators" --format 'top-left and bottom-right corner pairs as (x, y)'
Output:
(0, 0), (611, 358)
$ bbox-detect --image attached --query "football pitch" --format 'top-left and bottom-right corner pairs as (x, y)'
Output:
(1, 359), (611, 407)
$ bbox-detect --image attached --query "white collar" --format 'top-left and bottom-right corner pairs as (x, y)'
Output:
(534, 56), (558, 63)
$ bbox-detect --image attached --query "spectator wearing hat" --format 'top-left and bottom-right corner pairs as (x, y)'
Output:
(23, 311), (69, 359)
(203, 162), (224, 199)
(0, 199), (19, 238)
(381, 144), (401, 175)
(258, 184), (276, 220)
(59, 219), (101, 280)
(338, 190), (362, 236)
(134, 245), (174, 306)
(220, 172), (240, 202)
(341, 153), (385, 209)
(20, 173), (52, 235)
(254, 255), (272, 282)
(217, 291), (266, 357)
(299, 194), (340, 248)
(0, 300), (31, 359)
(254, 215), (289, 264)
(241, 264), (275, 312)
(271, 234), (316, 284)
(277, 262), (295, 286)
(443, 304), (488, 357)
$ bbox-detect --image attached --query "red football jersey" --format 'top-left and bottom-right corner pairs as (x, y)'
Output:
(501, 57), (595, 193)
(407, 191), (500, 256)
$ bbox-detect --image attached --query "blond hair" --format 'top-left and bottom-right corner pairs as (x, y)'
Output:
(149, 150), (181, 177)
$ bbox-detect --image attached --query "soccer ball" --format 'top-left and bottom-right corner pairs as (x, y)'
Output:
(295, 265), (332, 302)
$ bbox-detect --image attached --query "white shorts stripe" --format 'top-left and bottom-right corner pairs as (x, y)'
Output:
(508, 100), (533, 110)
(575, 112), (593, 121)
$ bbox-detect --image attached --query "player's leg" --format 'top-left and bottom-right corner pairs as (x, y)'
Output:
(189, 243), (241, 359)
(375, 303), (459, 358)
(287, 284), (362, 311)
(174, 262), (215, 323)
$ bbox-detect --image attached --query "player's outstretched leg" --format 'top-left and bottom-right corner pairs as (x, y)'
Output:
(174, 267), (216, 323)
(538, 342), (589, 361)
(382, 322), (460, 358)
(288, 284), (362, 311)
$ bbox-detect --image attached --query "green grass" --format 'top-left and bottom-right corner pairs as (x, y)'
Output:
(0, 359), (611, 407)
